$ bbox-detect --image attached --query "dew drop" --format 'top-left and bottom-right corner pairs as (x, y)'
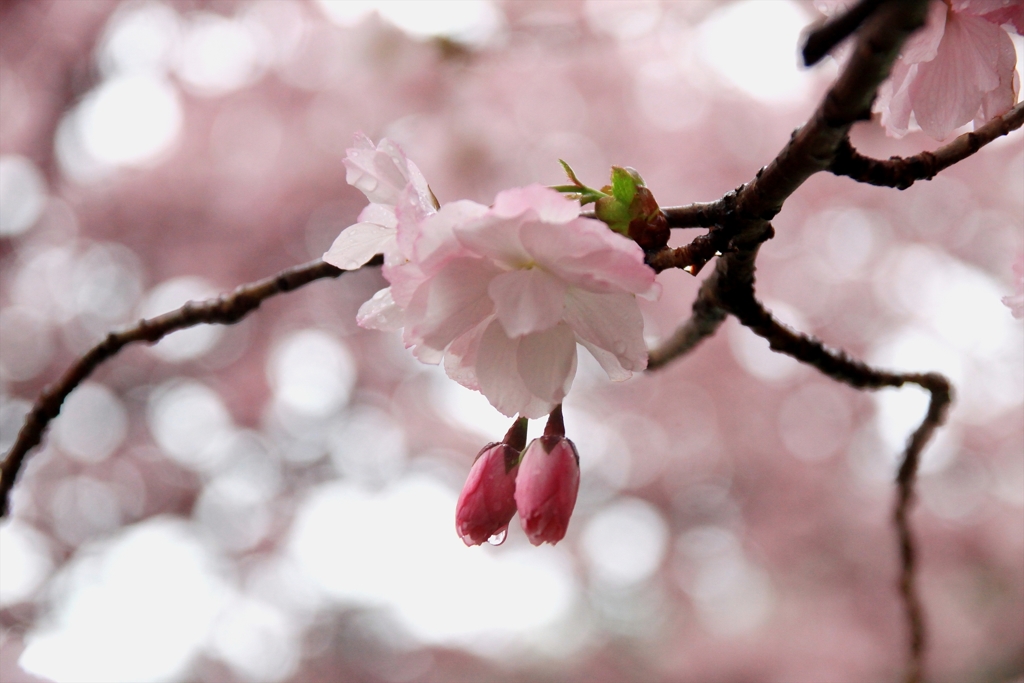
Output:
(487, 528), (508, 546)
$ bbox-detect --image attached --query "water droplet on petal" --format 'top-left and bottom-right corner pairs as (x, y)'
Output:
(487, 528), (508, 546)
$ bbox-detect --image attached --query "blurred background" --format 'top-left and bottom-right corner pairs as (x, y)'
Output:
(0, 1), (1021, 681)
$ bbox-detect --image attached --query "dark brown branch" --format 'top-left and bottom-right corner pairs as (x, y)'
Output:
(802, 0), (884, 67)
(647, 270), (729, 370)
(0, 256), (381, 517)
(830, 101), (1024, 189)
(661, 200), (726, 229)
(725, 292), (952, 683)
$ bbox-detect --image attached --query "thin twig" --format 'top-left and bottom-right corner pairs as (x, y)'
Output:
(0, 257), (380, 516)
(830, 101), (1024, 189)
(725, 292), (951, 683)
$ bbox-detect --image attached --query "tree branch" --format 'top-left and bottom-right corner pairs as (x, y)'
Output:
(829, 101), (1024, 189)
(0, 256), (380, 517)
(802, 0), (884, 67)
(725, 291), (952, 683)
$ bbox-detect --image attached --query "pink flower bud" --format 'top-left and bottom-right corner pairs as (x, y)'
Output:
(455, 419), (527, 547)
(514, 407), (580, 546)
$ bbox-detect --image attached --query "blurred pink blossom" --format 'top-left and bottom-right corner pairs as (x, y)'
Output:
(455, 419), (527, 547)
(818, 0), (1022, 140)
(514, 410), (580, 547)
(363, 184), (658, 418)
(1004, 252), (1024, 318)
(322, 134), (435, 270)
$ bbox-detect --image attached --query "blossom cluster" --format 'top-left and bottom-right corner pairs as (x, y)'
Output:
(324, 134), (658, 419)
(454, 410), (580, 547)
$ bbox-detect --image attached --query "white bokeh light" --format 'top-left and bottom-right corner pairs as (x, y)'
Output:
(316, 0), (503, 45)
(675, 526), (775, 637)
(175, 12), (263, 96)
(97, 0), (181, 77)
(580, 497), (669, 586)
(20, 518), (230, 683)
(0, 520), (54, 608)
(75, 75), (183, 167)
(53, 382), (129, 463)
(289, 474), (578, 651)
(209, 595), (300, 683)
(0, 154), (46, 236)
(697, 0), (814, 103)
(147, 380), (234, 469)
(268, 329), (356, 418)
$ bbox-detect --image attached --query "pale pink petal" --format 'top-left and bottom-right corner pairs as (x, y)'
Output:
(383, 260), (427, 308)
(981, 3), (1024, 33)
(412, 200), (488, 275)
(491, 185), (581, 224)
(475, 319), (546, 417)
(489, 268), (567, 338)
(563, 289), (648, 375)
(975, 25), (1019, 124)
(521, 217), (658, 297)
(357, 203), (397, 229)
(356, 287), (405, 331)
(345, 143), (409, 207)
(411, 343), (444, 365)
(902, 0), (948, 63)
(957, 0), (1016, 16)
(322, 222), (395, 270)
(877, 60), (917, 137)
(516, 322), (577, 404)
(443, 316), (493, 391)
(911, 11), (1004, 139)
(405, 257), (500, 354)
(454, 214), (532, 267)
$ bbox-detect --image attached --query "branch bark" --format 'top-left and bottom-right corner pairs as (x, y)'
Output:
(830, 101), (1024, 189)
(0, 257), (379, 516)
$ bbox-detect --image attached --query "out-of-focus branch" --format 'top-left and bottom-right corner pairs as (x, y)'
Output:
(802, 0), (884, 66)
(830, 101), (1024, 189)
(0, 256), (380, 517)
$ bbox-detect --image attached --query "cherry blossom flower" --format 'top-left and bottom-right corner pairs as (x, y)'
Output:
(363, 184), (659, 418)
(1003, 252), (1024, 318)
(817, 0), (1022, 140)
(455, 418), (528, 547)
(514, 407), (580, 546)
(322, 134), (435, 270)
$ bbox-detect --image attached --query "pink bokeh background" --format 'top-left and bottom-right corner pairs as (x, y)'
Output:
(1, 1), (1021, 682)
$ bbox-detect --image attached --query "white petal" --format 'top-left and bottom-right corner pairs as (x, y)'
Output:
(489, 268), (567, 338)
(578, 339), (632, 381)
(491, 185), (580, 224)
(356, 288), (405, 331)
(475, 319), (535, 417)
(563, 289), (648, 373)
(357, 203), (397, 229)
(443, 316), (492, 391)
(516, 322), (577, 404)
(322, 222), (394, 270)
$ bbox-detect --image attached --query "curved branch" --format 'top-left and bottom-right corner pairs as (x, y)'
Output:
(0, 256), (381, 517)
(829, 101), (1024, 189)
(726, 293), (952, 683)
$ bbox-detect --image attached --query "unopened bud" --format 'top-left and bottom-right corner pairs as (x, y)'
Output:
(514, 406), (580, 546)
(455, 418), (527, 547)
